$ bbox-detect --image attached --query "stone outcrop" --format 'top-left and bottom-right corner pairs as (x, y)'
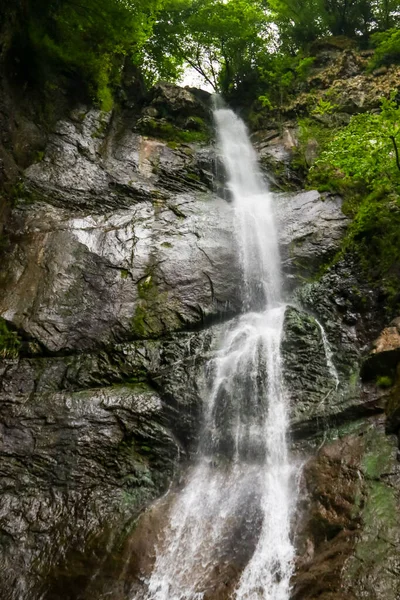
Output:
(285, 49), (400, 116)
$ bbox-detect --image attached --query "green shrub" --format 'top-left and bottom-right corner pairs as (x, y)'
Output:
(16, 0), (164, 109)
(369, 28), (400, 70)
(308, 95), (400, 307)
(0, 319), (21, 359)
(138, 118), (210, 144)
(292, 118), (336, 172)
(312, 94), (400, 195)
(311, 97), (339, 116)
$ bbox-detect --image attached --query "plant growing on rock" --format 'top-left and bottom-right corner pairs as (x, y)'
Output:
(0, 319), (21, 359)
(369, 28), (400, 70)
(313, 93), (400, 192)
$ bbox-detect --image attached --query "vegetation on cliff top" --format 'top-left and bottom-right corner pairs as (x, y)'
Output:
(2, 0), (399, 108)
(300, 92), (400, 308)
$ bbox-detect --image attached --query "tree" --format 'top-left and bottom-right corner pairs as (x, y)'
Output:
(147, 0), (272, 95)
(12, 0), (165, 108)
(371, 0), (399, 31)
(266, 0), (328, 52)
(323, 0), (374, 37)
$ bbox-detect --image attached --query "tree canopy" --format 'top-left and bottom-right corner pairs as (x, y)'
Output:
(3, 0), (399, 107)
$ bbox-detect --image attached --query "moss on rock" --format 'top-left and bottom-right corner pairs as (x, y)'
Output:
(132, 274), (181, 338)
(0, 318), (20, 358)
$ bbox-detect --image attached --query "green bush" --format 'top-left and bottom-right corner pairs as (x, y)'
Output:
(292, 117), (336, 172)
(138, 118), (210, 143)
(369, 28), (400, 70)
(313, 95), (400, 194)
(308, 95), (400, 306)
(18, 0), (164, 110)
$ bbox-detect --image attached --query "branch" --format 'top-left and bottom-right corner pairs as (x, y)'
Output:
(184, 55), (217, 91)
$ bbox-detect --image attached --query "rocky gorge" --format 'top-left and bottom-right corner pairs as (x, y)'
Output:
(0, 42), (400, 600)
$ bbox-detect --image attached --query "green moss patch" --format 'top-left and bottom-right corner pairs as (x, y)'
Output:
(138, 117), (210, 144)
(0, 319), (21, 359)
(132, 274), (181, 338)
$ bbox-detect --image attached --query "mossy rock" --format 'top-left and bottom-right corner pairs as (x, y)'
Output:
(132, 274), (181, 338)
(137, 116), (210, 145)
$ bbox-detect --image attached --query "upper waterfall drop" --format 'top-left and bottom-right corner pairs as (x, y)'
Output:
(213, 108), (282, 309)
(136, 107), (297, 600)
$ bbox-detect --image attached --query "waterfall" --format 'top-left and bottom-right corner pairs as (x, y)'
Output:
(137, 109), (297, 600)
(316, 319), (340, 389)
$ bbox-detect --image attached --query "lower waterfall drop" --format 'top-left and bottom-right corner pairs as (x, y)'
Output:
(139, 108), (298, 600)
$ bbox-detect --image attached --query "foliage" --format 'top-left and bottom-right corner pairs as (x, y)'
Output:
(313, 94), (400, 194)
(256, 54), (316, 110)
(292, 117), (336, 173)
(311, 97), (339, 115)
(0, 319), (20, 359)
(15, 0), (165, 109)
(138, 117), (210, 143)
(147, 0), (271, 97)
(5, 0), (399, 109)
(266, 0), (399, 52)
(369, 28), (400, 70)
(323, 0), (374, 38)
(370, 0), (400, 31)
(307, 94), (400, 307)
(376, 375), (393, 388)
(267, 0), (328, 52)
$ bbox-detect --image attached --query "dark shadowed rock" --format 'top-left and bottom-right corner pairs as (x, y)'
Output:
(0, 380), (178, 599)
(361, 317), (400, 381)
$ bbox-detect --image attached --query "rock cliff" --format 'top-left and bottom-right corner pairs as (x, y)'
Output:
(0, 52), (399, 600)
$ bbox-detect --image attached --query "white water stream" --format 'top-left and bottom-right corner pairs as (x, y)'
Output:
(138, 109), (297, 600)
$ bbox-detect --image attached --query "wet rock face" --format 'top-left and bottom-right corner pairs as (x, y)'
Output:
(0, 79), (398, 600)
(1, 194), (236, 352)
(294, 420), (400, 600)
(0, 379), (178, 599)
(276, 190), (349, 288)
(0, 102), (240, 352)
(0, 326), (221, 600)
(0, 88), (233, 598)
(252, 127), (302, 190)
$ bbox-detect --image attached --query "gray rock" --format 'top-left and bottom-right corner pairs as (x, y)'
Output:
(0, 105), (239, 352)
(0, 88), (380, 600)
(0, 193), (238, 352)
(281, 304), (384, 438)
(0, 321), (224, 599)
(0, 381), (178, 600)
(277, 190), (349, 287)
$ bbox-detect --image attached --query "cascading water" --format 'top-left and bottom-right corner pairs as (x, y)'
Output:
(316, 319), (340, 390)
(137, 109), (297, 600)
